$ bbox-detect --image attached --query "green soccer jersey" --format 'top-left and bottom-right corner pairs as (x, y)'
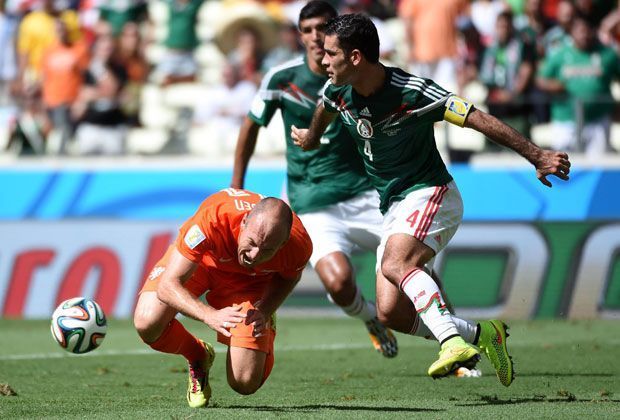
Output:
(540, 43), (620, 123)
(248, 56), (372, 214)
(163, 0), (203, 50)
(322, 66), (457, 214)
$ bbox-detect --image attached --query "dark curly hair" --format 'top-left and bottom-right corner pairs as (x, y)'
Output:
(325, 13), (380, 63)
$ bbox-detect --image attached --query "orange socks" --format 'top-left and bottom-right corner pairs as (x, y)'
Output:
(148, 319), (206, 363)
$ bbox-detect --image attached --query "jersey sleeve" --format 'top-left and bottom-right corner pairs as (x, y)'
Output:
(175, 208), (212, 263)
(405, 77), (463, 125)
(248, 66), (282, 126)
(321, 80), (340, 113)
(278, 221), (313, 279)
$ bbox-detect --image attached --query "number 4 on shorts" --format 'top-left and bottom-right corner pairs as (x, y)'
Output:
(406, 210), (419, 228)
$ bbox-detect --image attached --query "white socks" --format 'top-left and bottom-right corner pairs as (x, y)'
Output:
(400, 268), (459, 343)
(329, 286), (376, 322)
(411, 315), (478, 344)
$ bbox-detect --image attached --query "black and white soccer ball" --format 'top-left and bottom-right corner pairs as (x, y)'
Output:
(50, 297), (107, 354)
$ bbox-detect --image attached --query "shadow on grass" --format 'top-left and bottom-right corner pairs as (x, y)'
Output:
(456, 396), (620, 406)
(514, 372), (613, 377)
(222, 404), (443, 413)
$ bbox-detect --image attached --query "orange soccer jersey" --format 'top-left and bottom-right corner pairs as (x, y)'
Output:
(141, 188), (312, 356)
(175, 188), (312, 279)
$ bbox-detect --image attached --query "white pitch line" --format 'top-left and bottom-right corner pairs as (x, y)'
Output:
(0, 342), (385, 361)
(3, 338), (620, 361)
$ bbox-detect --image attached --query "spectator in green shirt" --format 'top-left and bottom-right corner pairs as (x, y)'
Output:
(480, 10), (536, 142)
(537, 14), (620, 156)
(542, 0), (575, 56)
(98, 0), (148, 38)
(151, 0), (204, 86)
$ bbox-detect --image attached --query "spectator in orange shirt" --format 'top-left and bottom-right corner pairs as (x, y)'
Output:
(398, 0), (469, 92)
(134, 189), (312, 408)
(16, 0), (81, 96)
(41, 19), (89, 154)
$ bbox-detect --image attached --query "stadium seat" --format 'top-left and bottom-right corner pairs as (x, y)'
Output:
(188, 124), (234, 157)
(530, 123), (555, 148)
(611, 81), (620, 101)
(163, 83), (213, 109)
(197, 1), (220, 41)
(610, 123), (620, 152)
(444, 121), (485, 152)
(255, 110), (286, 156)
(139, 104), (177, 130)
(462, 82), (488, 106)
(148, 0), (169, 25)
(199, 67), (224, 85)
(195, 44), (226, 69)
(139, 85), (178, 129)
(126, 128), (170, 155)
(383, 18), (406, 67)
(144, 44), (167, 65)
(0, 106), (16, 152)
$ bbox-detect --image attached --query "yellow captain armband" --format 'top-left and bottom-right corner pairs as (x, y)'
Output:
(443, 96), (473, 127)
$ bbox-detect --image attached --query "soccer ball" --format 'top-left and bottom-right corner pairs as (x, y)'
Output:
(50, 297), (107, 354)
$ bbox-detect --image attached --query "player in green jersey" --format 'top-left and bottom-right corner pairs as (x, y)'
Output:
(231, 2), (397, 358)
(293, 13), (571, 386)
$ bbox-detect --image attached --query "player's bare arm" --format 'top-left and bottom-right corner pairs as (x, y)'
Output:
(292, 102), (336, 150)
(231, 116), (261, 189)
(157, 247), (246, 337)
(464, 108), (571, 187)
(249, 272), (303, 336)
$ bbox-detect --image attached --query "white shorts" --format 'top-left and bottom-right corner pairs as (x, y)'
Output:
(376, 180), (463, 272)
(299, 189), (383, 267)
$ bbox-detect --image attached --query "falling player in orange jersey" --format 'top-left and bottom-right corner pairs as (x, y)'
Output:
(134, 188), (312, 408)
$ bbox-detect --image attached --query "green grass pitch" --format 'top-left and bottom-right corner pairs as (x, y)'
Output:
(1, 317), (619, 419)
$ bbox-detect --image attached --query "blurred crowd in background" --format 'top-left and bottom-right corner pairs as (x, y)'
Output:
(1, 0), (620, 161)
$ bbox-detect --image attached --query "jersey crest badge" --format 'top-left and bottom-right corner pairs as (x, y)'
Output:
(356, 118), (374, 138)
(185, 224), (206, 249)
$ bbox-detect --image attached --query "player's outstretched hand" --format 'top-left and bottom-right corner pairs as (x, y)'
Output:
(207, 305), (246, 337)
(246, 307), (268, 337)
(534, 150), (571, 187)
(291, 125), (311, 150)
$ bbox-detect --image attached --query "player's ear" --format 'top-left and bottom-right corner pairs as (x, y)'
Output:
(350, 49), (362, 66)
(241, 213), (248, 229)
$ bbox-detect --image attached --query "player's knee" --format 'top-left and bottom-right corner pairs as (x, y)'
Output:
(318, 265), (353, 293)
(227, 374), (262, 395)
(133, 309), (161, 343)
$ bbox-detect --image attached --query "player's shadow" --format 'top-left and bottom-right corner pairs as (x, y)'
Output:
(456, 396), (620, 406)
(224, 404), (444, 413)
(514, 372), (613, 377)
